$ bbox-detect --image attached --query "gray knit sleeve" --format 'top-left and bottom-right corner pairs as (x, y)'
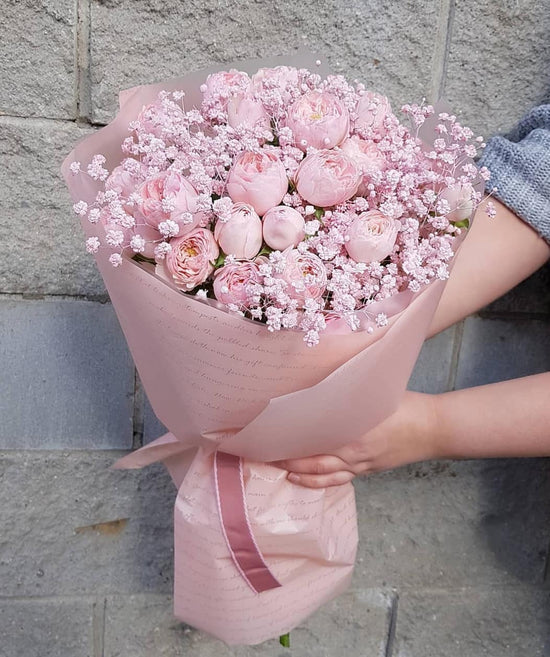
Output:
(477, 105), (550, 243)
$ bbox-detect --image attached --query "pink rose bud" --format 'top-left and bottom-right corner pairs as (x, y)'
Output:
(354, 92), (393, 137)
(226, 151), (288, 216)
(136, 170), (204, 235)
(345, 210), (399, 263)
(294, 149), (361, 207)
(213, 261), (262, 306)
(159, 228), (219, 291)
(439, 183), (475, 222)
(278, 249), (327, 304)
(262, 205), (306, 251)
(285, 90), (350, 151)
(214, 203), (263, 258)
(227, 93), (270, 131)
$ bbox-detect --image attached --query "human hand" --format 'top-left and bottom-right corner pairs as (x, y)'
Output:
(272, 391), (440, 488)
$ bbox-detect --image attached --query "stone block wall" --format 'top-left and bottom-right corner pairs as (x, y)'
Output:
(1, 2), (549, 655)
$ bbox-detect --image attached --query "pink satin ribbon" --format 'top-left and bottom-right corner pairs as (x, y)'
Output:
(214, 451), (282, 593)
(113, 436), (281, 594)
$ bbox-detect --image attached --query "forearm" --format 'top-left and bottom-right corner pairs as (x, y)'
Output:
(428, 199), (550, 337)
(431, 372), (550, 459)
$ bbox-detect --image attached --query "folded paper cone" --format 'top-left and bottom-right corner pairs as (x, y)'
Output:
(61, 52), (476, 644)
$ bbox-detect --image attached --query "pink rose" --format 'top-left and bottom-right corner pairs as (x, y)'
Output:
(345, 210), (399, 263)
(201, 70), (251, 101)
(226, 151), (288, 216)
(213, 261), (262, 306)
(159, 228), (219, 291)
(354, 92), (393, 138)
(340, 136), (387, 197)
(136, 171), (204, 234)
(214, 203), (263, 258)
(227, 94), (270, 131)
(294, 150), (361, 207)
(278, 249), (327, 304)
(105, 160), (146, 199)
(439, 183), (475, 222)
(251, 66), (299, 91)
(262, 205), (305, 251)
(285, 90), (350, 151)
(251, 66), (300, 102)
(135, 99), (185, 139)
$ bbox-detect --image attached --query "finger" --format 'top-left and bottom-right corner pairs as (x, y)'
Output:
(287, 469), (356, 489)
(275, 454), (351, 475)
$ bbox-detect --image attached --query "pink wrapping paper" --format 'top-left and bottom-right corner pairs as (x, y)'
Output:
(61, 53), (474, 644)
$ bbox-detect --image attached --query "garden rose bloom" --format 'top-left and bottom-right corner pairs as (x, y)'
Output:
(135, 100), (185, 139)
(294, 150), (361, 207)
(136, 171), (204, 234)
(355, 92), (393, 137)
(278, 249), (327, 303)
(160, 228), (219, 291)
(340, 136), (387, 196)
(251, 66), (299, 101)
(202, 69), (251, 99)
(105, 161), (145, 199)
(262, 205), (305, 251)
(227, 94), (270, 131)
(340, 136), (386, 175)
(439, 183), (475, 222)
(214, 203), (263, 258)
(226, 151), (288, 216)
(213, 261), (262, 306)
(286, 90), (350, 151)
(345, 210), (399, 263)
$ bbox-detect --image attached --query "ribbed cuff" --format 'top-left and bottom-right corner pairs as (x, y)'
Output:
(478, 133), (550, 244)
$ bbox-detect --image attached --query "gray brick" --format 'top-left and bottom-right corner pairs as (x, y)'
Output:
(407, 326), (456, 394)
(354, 458), (550, 587)
(0, 116), (104, 296)
(455, 316), (550, 389)
(443, 1), (550, 137)
(484, 262), (550, 316)
(0, 452), (174, 597)
(0, 298), (134, 449)
(90, 0), (442, 124)
(0, 598), (94, 657)
(143, 395), (167, 445)
(394, 587), (550, 657)
(0, 1), (76, 119)
(103, 590), (392, 656)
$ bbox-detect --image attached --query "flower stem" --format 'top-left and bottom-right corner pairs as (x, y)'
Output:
(279, 632), (290, 648)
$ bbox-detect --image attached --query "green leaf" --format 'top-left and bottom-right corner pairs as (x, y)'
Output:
(314, 207), (325, 221)
(452, 218), (470, 229)
(279, 633), (290, 648)
(257, 244), (273, 258)
(212, 252), (226, 269)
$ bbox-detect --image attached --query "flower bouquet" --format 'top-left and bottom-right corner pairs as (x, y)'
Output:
(61, 52), (489, 645)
